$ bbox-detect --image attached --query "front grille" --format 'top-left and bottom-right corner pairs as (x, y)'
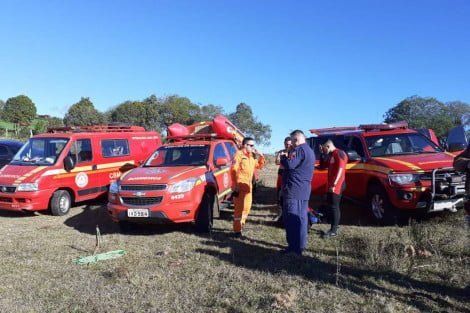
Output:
(0, 197), (13, 202)
(0, 185), (16, 193)
(120, 184), (167, 191)
(420, 169), (466, 197)
(121, 196), (163, 206)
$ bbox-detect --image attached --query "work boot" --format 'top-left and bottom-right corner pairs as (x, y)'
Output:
(322, 230), (337, 239)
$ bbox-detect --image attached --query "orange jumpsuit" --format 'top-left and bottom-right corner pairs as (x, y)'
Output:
(231, 150), (265, 233)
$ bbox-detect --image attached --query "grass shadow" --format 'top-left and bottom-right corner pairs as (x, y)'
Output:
(64, 204), (194, 236)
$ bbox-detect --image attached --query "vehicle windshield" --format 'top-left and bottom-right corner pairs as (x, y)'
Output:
(365, 132), (442, 157)
(11, 138), (69, 165)
(144, 145), (209, 167)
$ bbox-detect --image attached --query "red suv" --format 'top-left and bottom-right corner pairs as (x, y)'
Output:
(308, 122), (466, 224)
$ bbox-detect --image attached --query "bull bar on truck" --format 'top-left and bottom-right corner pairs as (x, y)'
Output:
(417, 167), (466, 213)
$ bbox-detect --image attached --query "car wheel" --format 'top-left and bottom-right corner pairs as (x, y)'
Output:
(50, 190), (72, 216)
(195, 192), (214, 232)
(367, 185), (399, 225)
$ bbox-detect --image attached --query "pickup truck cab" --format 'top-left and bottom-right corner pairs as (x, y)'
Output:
(309, 122), (466, 223)
(0, 125), (161, 215)
(107, 116), (243, 232)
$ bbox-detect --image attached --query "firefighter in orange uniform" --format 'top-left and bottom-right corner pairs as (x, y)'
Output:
(231, 137), (265, 238)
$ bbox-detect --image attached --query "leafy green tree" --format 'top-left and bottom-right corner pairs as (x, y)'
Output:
(63, 97), (106, 126)
(46, 116), (64, 128)
(197, 104), (225, 121)
(3, 95), (37, 125)
(109, 101), (149, 128)
(142, 95), (164, 131)
(228, 103), (271, 145)
(31, 119), (48, 135)
(159, 95), (200, 127)
(446, 101), (470, 126)
(0, 99), (4, 118)
(384, 96), (454, 139)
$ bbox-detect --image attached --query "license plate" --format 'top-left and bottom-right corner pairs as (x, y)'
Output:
(127, 208), (149, 217)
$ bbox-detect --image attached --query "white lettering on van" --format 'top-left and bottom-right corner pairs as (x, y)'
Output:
(131, 136), (160, 140)
(109, 172), (121, 180)
(0, 174), (21, 179)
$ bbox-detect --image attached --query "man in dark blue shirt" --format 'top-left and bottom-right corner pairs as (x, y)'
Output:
(280, 129), (315, 255)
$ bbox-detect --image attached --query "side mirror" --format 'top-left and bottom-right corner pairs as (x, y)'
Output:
(216, 157), (228, 167)
(447, 143), (467, 153)
(346, 150), (362, 162)
(64, 156), (75, 172)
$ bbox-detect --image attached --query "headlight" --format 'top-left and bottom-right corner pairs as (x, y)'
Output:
(388, 174), (420, 184)
(169, 178), (198, 193)
(109, 181), (120, 193)
(17, 183), (39, 191)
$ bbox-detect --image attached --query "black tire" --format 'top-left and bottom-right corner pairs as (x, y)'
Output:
(367, 184), (399, 225)
(50, 190), (72, 216)
(195, 192), (214, 233)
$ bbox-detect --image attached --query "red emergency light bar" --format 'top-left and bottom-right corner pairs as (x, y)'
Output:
(310, 126), (360, 135)
(359, 121), (408, 131)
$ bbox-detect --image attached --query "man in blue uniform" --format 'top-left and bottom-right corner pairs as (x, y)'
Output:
(280, 130), (315, 255)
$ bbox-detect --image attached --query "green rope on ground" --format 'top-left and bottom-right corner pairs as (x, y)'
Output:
(73, 250), (126, 265)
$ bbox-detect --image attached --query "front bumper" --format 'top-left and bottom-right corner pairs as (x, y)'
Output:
(0, 190), (53, 212)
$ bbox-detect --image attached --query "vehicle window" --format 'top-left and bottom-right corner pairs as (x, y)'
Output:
(308, 135), (347, 159)
(0, 146), (8, 156)
(145, 145), (209, 167)
(102, 139), (130, 157)
(350, 137), (365, 158)
(69, 139), (92, 163)
(365, 133), (442, 157)
(213, 143), (228, 163)
(224, 142), (237, 160)
(12, 138), (69, 165)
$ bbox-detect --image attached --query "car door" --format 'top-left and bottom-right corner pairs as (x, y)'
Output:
(212, 142), (232, 195)
(344, 135), (369, 199)
(67, 139), (104, 200)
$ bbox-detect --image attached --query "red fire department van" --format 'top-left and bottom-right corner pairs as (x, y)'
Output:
(308, 122), (466, 224)
(107, 116), (243, 232)
(0, 125), (161, 216)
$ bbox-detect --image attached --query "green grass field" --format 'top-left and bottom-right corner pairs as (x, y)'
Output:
(0, 163), (468, 313)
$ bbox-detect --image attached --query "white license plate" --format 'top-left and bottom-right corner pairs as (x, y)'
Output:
(127, 208), (149, 217)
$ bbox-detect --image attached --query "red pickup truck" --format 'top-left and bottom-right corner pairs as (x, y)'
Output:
(107, 116), (244, 232)
(308, 122), (466, 224)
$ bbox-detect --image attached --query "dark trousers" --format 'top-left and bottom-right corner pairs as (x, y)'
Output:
(283, 198), (308, 254)
(327, 192), (342, 232)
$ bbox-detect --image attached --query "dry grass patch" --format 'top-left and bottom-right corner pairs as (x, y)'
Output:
(0, 163), (468, 312)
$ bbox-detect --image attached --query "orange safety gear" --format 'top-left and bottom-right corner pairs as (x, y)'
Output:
(231, 150), (265, 233)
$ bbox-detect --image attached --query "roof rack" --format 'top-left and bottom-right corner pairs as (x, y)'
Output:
(359, 121), (408, 132)
(310, 126), (361, 135)
(47, 125), (146, 133)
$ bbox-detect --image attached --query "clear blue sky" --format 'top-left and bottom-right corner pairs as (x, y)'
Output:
(1, 0), (469, 152)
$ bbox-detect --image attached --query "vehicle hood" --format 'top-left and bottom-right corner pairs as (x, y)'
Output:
(0, 165), (46, 184)
(120, 166), (207, 184)
(371, 152), (454, 172)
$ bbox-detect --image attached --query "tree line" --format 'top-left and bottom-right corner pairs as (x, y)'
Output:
(0, 95), (272, 144)
(1, 94), (469, 143)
